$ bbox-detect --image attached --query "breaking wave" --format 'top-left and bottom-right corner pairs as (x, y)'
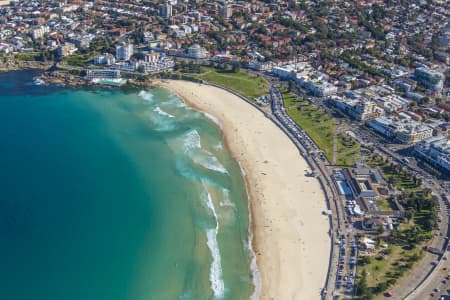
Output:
(172, 130), (228, 174)
(153, 106), (175, 118)
(138, 90), (154, 102)
(203, 184), (225, 299)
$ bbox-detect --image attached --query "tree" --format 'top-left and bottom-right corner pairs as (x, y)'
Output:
(288, 80), (295, 92)
(231, 62), (240, 73)
(377, 226), (384, 235)
(356, 269), (372, 299)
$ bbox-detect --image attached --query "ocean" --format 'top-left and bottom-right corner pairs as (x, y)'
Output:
(0, 71), (254, 300)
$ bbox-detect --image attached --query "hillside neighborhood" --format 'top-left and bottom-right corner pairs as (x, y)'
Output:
(1, 0), (450, 299)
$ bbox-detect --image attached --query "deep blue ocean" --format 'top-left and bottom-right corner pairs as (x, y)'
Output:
(0, 71), (253, 300)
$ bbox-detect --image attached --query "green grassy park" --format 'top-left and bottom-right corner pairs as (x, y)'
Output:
(281, 88), (335, 160)
(356, 245), (423, 299)
(336, 132), (360, 165)
(192, 67), (269, 99)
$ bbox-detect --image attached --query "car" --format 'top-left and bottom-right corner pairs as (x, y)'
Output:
(434, 287), (440, 293)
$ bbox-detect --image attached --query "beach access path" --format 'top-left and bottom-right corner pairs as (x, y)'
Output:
(156, 80), (330, 300)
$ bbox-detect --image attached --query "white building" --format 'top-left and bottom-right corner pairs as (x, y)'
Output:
(272, 64), (298, 79)
(86, 69), (121, 80)
(368, 117), (397, 139)
(115, 44), (133, 61)
(333, 95), (384, 121)
(375, 94), (409, 112)
(248, 60), (273, 72)
(0, 42), (14, 53)
(368, 116), (433, 144)
(414, 135), (450, 173)
(32, 26), (49, 40)
(144, 52), (160, 63)
(296, 75), (337, 97)
(94, 53), (116, 65)
(113, 61), (139, 72)
(186, 44), (209, 59)
(139, 55), (175, 73)
(181, 25), (192, 35)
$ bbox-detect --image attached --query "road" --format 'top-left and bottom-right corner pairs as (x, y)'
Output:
(260, 73), (450, 300)
(270, 87), (358, 299)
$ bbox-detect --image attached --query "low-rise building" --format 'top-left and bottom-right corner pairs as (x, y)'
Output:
(86, 69), (121, 80)
(375, 94), (409, 112)
(414, 67), (444, 92)
(332, 95), (384, 121)
(369, 116), (433, 144)
(113, 60), (139, 72)
(301, 80), (337, 97)
(414, 135), (450, 173)
(31, 26), (49, 40)
(57, 43), (77, 57)
(94, 53), (116, 65)
(186, 44), (208, 59)
(139, 54), (174, 73)
(248, 60), (273, 72)
(272, 64), (297, 79)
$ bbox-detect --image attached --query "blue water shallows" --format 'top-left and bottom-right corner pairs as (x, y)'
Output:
(0, 72), (253, 300)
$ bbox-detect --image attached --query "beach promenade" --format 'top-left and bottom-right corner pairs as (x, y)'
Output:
(156, 80), (331, 300)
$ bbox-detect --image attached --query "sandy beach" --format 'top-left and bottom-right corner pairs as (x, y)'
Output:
(156, 80), (330, 300)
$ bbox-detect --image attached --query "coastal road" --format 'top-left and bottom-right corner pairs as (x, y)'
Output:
(270, 87), (348, 300)
(257, 71), (450, 300)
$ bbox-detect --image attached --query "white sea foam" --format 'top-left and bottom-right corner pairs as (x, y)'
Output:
(191, 152), (228, 174)
(206, 228), (224, 299)
(182, 130), (202, 152)
(219, 189), (235, 208)
(138, 90), (154, 102)
(177, 130), (228, 174)
(249, 229), (261, 300)
(238, 161), (261, 300)
(145, 110), (176, 132)
(203, 112), (223, 129)
(166, 95), (187, 108)
(203, 185), (225, 299)
(213, 143), (223, 151)
(153, 106), (175, 118)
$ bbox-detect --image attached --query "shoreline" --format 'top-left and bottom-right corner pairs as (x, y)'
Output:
(156, 80), (330, 299)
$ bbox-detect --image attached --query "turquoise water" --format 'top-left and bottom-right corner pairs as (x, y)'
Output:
(0, 72), (254, 300)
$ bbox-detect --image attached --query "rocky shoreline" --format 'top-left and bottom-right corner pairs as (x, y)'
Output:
(1, 61), (157, 89)
(0, 61), (53, 72)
